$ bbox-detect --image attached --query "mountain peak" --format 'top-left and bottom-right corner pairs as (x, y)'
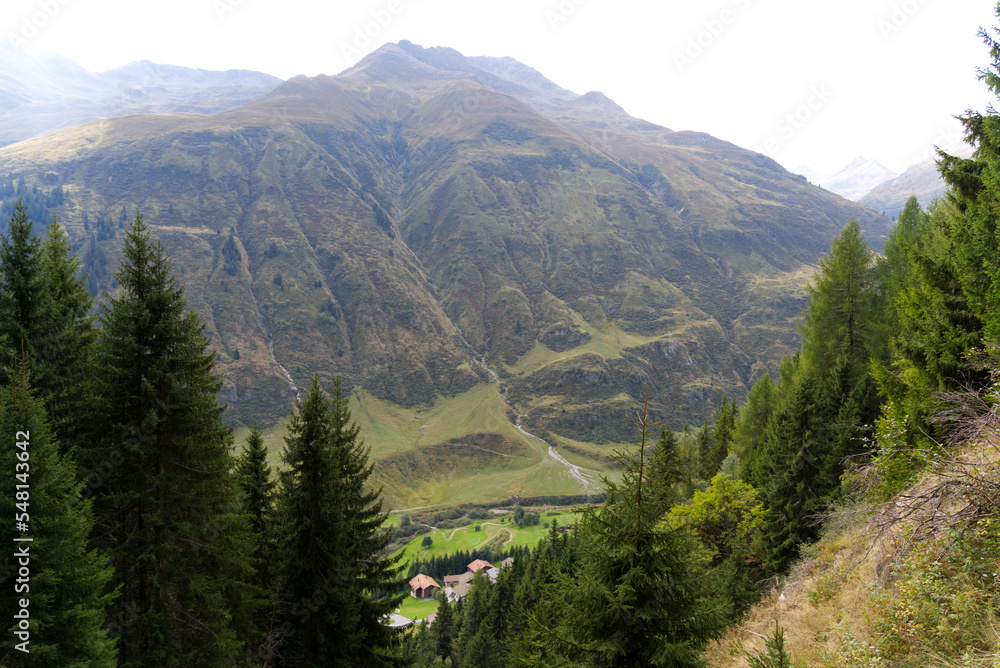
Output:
(820, 156), (898, 201)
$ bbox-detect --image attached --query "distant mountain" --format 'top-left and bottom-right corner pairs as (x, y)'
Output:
(0, 41), (282, 147)
(860, 144), (973, 219)
(820, 156), (898, 201)
(859, 159), (946, 219)
(0, 41), (891, 505)
(794, 164), (826, 186)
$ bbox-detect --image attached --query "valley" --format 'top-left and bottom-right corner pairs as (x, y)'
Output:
(0, 41), (890, 507)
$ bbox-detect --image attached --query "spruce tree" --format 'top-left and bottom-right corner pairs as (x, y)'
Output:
(733, 374), (777, 490)
(536, 400), (725, 666)
(433, 593), (456, 662)
(455, 571), (499, 668)
(84, 214), (254, 666)
(0, 199), (51, 381)
(238, 425), (276, 565)
(0, 208), (95, 446)
(0, 361), (116, 666)
(706, 397), (735, 479)
(939, 17), (1000, 346)
(649, 424), (683, 512)
(696, 419), (715, 480)
(276, 375), (405, 667)
(236, 424), (278, 658)
(759, 373), (828, 573)
(891, 198), (984, 394)
(37, 217), (95, 444)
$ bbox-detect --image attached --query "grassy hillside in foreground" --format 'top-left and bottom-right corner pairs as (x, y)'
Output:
(705, 440), (1000, 667)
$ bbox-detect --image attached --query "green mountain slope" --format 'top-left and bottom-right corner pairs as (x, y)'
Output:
(0, 42), (890, 506)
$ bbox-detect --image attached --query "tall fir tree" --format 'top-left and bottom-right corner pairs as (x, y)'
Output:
(696, 419), (715, 481)
(432, 593), (456, 663)
(83, 214), (254, 666)
(0, 199), (51, 383)
(236, 424), (279, 660)
(455, 571), (500, 668)
(276, 375), (405, 667)
(733, 374), (778, 490)
(758, 372), (829, 573)
(37, 216), (95, 445)
(649, 424), (684, 512)
(891, 198), (984, 394)
(939, 9), (1000, 347)
(530, 400), (725, 666)
(0, 205), (95, 445)
(0, 361), (116, 666)
(705, 397), (736, 479)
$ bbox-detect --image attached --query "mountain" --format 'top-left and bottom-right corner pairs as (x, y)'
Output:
(793, 164), (826, 186)
(819, 156), (898, 201)
(0, 41), (282, 147)
(0, 42), (891, 506)
(859, 158), (946, 218)
(859, 144), (973, 219)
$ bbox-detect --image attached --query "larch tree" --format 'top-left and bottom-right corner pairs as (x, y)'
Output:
(800, 218), (880, 380)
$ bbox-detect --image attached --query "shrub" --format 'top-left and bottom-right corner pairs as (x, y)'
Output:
(421, 536), (433, 548)
(745, 622), (797, 668)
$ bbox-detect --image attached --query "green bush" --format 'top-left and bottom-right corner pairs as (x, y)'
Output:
(746, 622), (798, 668)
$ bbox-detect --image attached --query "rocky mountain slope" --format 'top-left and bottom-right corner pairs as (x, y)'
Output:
(0, 42), (891, 505)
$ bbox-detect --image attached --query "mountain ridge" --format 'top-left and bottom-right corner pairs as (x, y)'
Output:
(0, 40), (283, 147)
(0, 41), (892, 505)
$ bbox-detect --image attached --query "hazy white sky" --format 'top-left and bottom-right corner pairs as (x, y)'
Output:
(4, 0), (998, 175)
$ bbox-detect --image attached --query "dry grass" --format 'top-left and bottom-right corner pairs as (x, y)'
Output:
(704, 507), (883, 667)
(705, 427), (1000, 668)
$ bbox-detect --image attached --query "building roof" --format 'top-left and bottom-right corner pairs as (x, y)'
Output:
(443, 571), (476, 601)
(409, 574), (440, 590)
(499, 557), (514, 568)
(451, 579), (473, 599)
(467, 559), (493, 573)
